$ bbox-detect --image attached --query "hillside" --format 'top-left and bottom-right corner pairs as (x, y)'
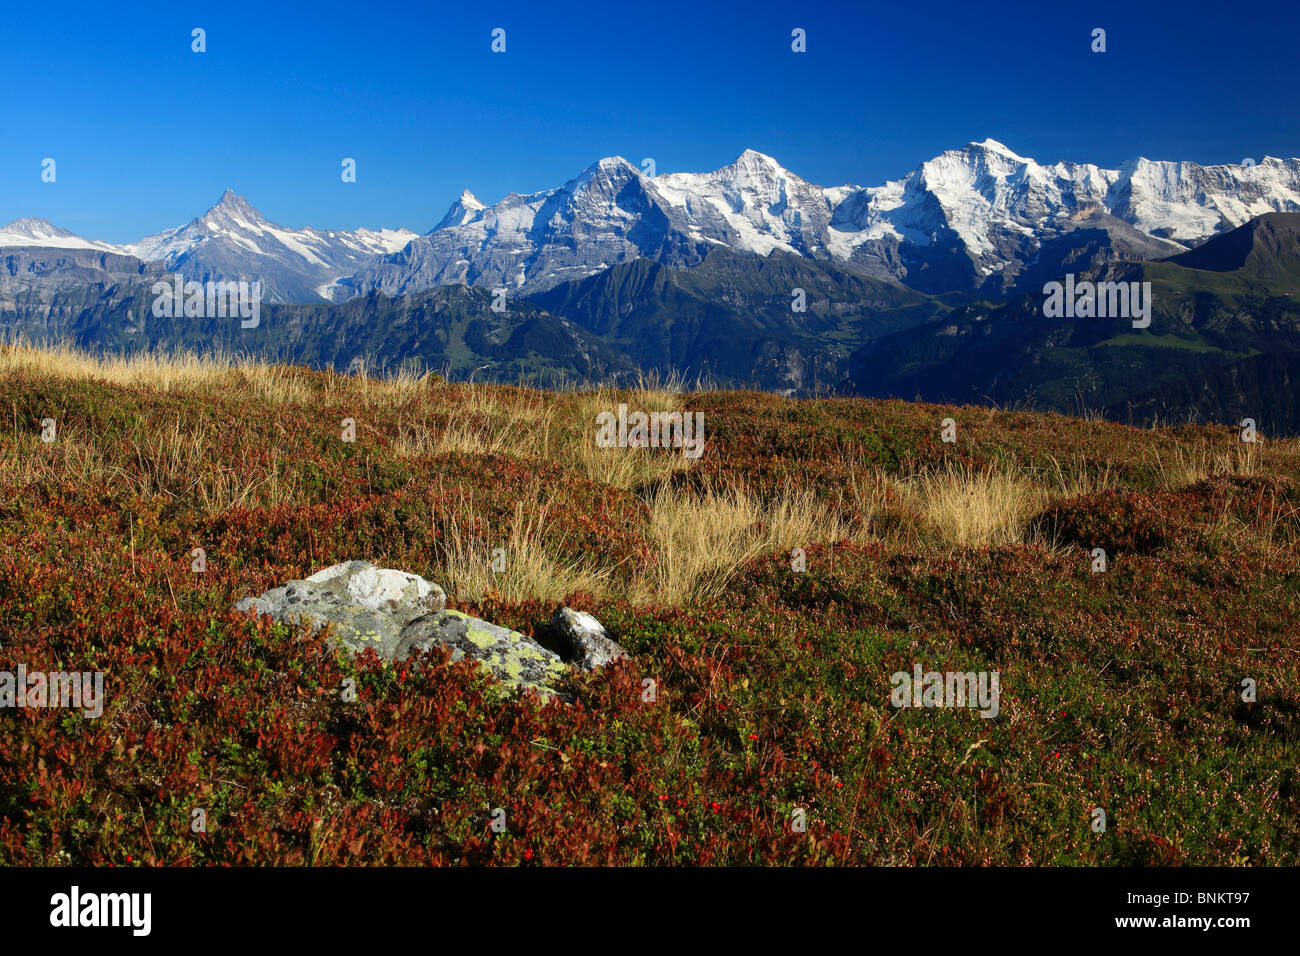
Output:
(845, 213), (1300, 432)
(5, 210), (1300, 422)
(528, 247), (949, 392)
(0, 342), (1297, 866)
(1, 283), (637, 387)
(0, 249), (945, 394)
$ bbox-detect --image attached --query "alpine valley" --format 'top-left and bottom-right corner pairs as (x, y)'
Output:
(4, 139), (1300, 429)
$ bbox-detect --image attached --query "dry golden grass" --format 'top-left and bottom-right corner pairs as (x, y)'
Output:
(392, 415), (532, 460)
(7, 338), (1298, 606)
(0, 338), (441, 410)
(625, 368), (692, 414)
(572, 440), (695, 492)
(0, 411), (300, 513)
(632, 480), (852, 605)
(391, 381), (559, 461)
(418, 473), (854, 607)
(235, 364), (319, 406)
(1036, 455), (1118, 498)
(893, 465), (1047, 549)
(427, 487), (614, 604)
(1149, 440), (1263, 490)
(0, 425), (114, 499)
(842, 453), (1051, 551)
(0, 339), (234, 393)
(563, 386), (697, 491)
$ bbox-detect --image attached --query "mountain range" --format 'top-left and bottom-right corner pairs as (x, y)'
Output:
(0, 191), (416, 305)
(6, 141), (1300, 303)
(4, 141), (1300, 430)
(350, 140), (1300, 300)
(845, 212), (1300, 430)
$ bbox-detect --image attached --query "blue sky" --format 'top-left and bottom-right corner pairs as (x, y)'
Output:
(2, 0), (1297, 242)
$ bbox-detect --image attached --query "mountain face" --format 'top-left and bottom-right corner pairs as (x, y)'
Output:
(343, 157), (714, 299)
(0, 243), (942, 395)
(1165, 211), (1300, 286)
(345, 150), (858, 299)
(121, 191), (417, 304)
(0, 193), (417, 305)
(1, 247), (164, 285)
(0, 247), (166, 346)
(0, 273), (636, 386)
(528, 246), (947, 393)
(7, 210), (1300, 430)
(348, 142), (1300, 299)
(842, 213), (1300, 433)
(829, 141), (1300, 296)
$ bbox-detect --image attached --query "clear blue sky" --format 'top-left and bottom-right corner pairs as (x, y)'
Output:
(3, 0), (1297, 242)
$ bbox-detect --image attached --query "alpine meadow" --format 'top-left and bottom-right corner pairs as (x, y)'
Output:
(1, 0), (1298, 937)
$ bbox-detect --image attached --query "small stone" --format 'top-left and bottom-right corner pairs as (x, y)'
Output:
(550, 607), (627, 670)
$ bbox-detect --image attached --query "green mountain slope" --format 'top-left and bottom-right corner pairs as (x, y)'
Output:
(3, 281), (637, 386)
(528, 246), (949, 392)
(844, 213), (1300, 432)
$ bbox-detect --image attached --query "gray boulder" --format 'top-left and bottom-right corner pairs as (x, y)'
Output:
(395, 610), (568, 699)
(550, 607), (627, 670)
(234, 561), (572, 699)
(233, 560), (445, 660)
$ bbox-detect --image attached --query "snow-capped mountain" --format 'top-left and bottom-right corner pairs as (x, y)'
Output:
(349, 141), (1300, 298)
(0, 193), (417, 304)
(432, 190), (487, 231)
(826, 139), (1300, 293)
(345, 152), (840, 298)
(5, 142), (1299, 304)
(342, 157), (710, 298)
(122, 191), (417, 303)
(0, 218), (123, 253)
(653, 148), (841, 257)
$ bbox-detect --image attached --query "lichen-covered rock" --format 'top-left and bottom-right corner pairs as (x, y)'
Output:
(233, 560), (445, 659)
(551, 607), (627, 670)
(395, 609), (568, 699)
(234, 562), (587, 700)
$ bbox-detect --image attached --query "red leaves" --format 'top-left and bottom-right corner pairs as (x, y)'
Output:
(2, 372), (1295, 867)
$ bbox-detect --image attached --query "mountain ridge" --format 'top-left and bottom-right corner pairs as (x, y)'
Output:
(7, 140), (1299, 304)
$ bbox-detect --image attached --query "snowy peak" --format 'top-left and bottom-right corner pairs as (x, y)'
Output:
(185, 190), (277, 241)
(455, 189), (485, 213)
(725, 148), (788, 177)
(719, 150), (811, 203)
(0, 217), (122, 252)
(205, 189), (265, 226)
(116, 193), (416, 303)
(702, 148), (809, 194)
(3, 217), (64, 237)
(651, 148), (831, 257)
(0, 193), (414, 303)
(432, 190), (487, 232)
(569, 156), (644, 196)
(969, 138), (1031, 161)
(6, 141), (1300, 305)
(351, 141), (1300, 300)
